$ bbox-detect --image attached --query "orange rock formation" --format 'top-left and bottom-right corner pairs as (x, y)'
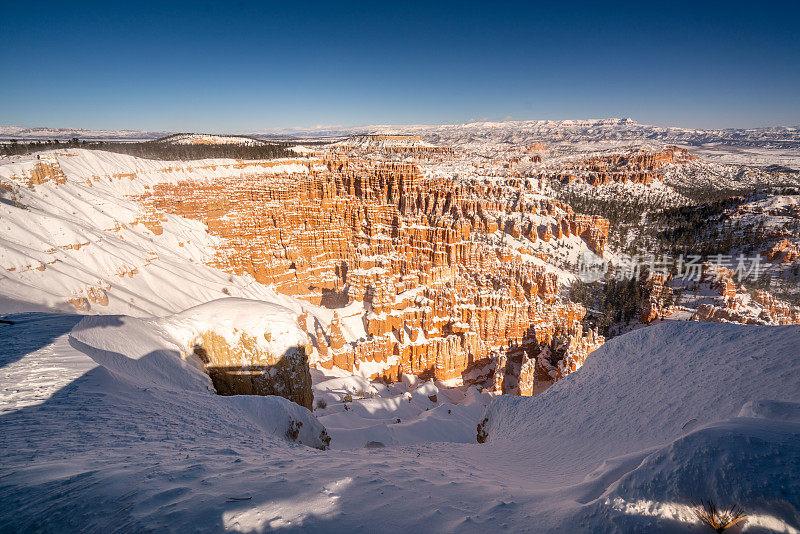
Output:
(133, 152), (608, 387)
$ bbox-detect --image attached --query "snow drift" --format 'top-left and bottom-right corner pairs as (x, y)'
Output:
(68, 306), (328, 449)
(483, 321), (800, 531)
(1, 317), (799, 531)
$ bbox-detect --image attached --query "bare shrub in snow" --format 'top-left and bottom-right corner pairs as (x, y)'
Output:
(285, 419), (303, 442)
(476, 417), (489, 444)
(318, 429), (331, 450)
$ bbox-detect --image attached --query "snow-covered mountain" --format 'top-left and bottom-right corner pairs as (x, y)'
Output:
(6, 118), (800, 150)
(380, 118), (800, 148)
(158, 133), (272, 146)
(257, 118), (800, 150)
(0, 125), (168, 142)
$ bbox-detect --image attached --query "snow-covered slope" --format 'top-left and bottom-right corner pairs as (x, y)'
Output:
(0, 149), (311, 316)
(2, 320), (798, 532)
(485, 321), (799, 470)
(483, 321), (800, 531)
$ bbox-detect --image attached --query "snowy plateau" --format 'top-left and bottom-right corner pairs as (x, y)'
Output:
(0, 119), (799, 533)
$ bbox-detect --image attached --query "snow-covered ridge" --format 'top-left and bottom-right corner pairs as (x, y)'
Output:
(6, 119), (800, 148)
(331, 134), (438, 150)
(0, 124), (168, 142)
(371, 119), (800, 150)
(158, 133), (270, 146)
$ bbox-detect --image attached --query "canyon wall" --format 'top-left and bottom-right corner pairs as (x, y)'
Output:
(132, 152), (609, 387)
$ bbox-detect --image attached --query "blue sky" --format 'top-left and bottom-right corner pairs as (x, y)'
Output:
(2, 1), (798, 131)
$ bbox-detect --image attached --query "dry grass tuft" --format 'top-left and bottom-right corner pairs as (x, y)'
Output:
(692, 500), (747, 532)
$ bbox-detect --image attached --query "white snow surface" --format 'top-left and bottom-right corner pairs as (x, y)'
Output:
(2, 318), (799, 532)
(312, 372), (492, 450)
(163, 298), (308, 360)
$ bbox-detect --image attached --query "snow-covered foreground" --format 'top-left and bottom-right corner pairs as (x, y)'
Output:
(312, 371), (491, 450)
(1, 312), (798, 532)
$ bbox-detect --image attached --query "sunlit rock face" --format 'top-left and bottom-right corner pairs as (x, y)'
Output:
(517, 357), (535, 396)
(131, 150), (611, 386)
(192, 332), (313, 409)
(536, 146), (697, 186)
(121, 137), (618, 388)
(161, 299), (315, 409)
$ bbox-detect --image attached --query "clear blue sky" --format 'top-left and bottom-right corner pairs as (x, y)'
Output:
(2, 1), (798, 132)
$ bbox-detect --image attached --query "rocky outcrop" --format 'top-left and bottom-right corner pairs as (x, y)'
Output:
(640, 273), (674, 323)
(556, 325), (604, 380)
(764, 238), (800, 263)
(694, 304), (760, 325)
(66, 284), (111, 312)
(492, 353), (508, 393)
(192, 331), (313, 409)
(518, 357), (535, 396)
(753, 291), (800, 325)
(689, 265), (800, 325)
(539, 146), (696, 187)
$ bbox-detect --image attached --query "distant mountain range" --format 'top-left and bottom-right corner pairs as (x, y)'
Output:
(371, 118), (800, 149)
(3, 118), (799, 148)
(0, 125), (170, 142)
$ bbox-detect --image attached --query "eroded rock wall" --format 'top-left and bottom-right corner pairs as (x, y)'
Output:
(131, 152), (610, 387)
(192, 331), (313, 409)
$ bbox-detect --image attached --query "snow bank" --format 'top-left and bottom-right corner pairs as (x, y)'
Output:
(311, 372), (491, 449)
(483, 321), (800, 530)
(581, 415), (800, 532)
(68, 310), (327, 449)
(160, 297), (308, 360)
